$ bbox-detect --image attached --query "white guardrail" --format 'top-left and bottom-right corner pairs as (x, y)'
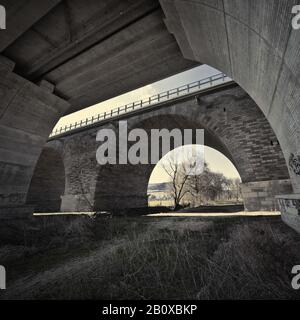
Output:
(49, 72), (232, 138)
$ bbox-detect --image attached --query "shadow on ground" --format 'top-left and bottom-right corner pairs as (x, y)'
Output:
(0, 214), (300, 300)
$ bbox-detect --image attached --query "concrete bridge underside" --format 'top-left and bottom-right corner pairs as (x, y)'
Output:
(27, 85), (292, 213)
(0, 1), (299, 231)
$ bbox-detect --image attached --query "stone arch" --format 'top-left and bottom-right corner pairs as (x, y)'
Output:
(26, 141), (65, 213)
(126, 85), (290, 184)
(93, 86), (292, 211)
(147, 144), (243, 208)
(93, 110), (239, 211)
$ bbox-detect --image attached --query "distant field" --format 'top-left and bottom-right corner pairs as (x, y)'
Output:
(148, 198), (243, 207)
(0, 215), (300, 300)
(148, 199), (173, 207)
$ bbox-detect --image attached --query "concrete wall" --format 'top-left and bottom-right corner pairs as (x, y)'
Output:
(277, 194), (300, 233)
(0, 56), (69, 219)
(160, 0), (300, 229)
(44, 85), (290, 212)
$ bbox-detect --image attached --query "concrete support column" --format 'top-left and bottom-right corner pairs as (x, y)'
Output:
(241, 179), (292, 211)
(0, 56), (69, 219)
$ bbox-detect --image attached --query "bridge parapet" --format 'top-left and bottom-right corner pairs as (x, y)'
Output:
(49, 73), (232, 138)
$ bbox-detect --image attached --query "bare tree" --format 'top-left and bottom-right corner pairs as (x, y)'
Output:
(161, 153), (196, 210)
(186, 163), (232, 205)
(160, 150), (241, 208)
(228, 178), (242, 203)
(187, 162), (209, 204)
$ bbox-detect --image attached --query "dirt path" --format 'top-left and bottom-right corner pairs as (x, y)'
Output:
(148, 211), (280, 217)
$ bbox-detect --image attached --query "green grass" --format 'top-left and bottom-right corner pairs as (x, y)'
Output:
(0, 215), (300, 300)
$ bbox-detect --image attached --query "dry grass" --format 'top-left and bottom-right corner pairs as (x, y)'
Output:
(0, 215), (300, 300)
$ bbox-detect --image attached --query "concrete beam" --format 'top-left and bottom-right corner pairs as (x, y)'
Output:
(0, 0), (62, 52)
(18, 0), (161, 79)
(2, 2), (197, 114)
(46, 9), (197, 114)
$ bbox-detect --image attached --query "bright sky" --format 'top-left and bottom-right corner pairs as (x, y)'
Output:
(53, 64), (239, 181)
(149, 146), (240, 184)
(53, 65), (220, 130)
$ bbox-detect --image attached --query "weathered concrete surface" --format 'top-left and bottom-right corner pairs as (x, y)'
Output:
(31, 84), (290, 212)
(159, 0), (300, 230)
(277, 194), (300, 233)
(0, 0), (63, 51)
(2, 0), (197, 113)
(0, 56), (69, 218)
(26, 143), (65, 213)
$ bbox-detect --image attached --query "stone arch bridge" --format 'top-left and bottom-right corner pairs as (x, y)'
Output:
(27, 82), (292, 213)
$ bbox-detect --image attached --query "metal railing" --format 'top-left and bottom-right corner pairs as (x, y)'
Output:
(49, 72), (232, 138)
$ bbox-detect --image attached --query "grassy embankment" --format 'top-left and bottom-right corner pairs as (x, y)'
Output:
(0, 214), (300, 299)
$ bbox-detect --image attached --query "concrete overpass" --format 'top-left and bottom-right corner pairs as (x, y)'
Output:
(0, 0), (299, 231)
